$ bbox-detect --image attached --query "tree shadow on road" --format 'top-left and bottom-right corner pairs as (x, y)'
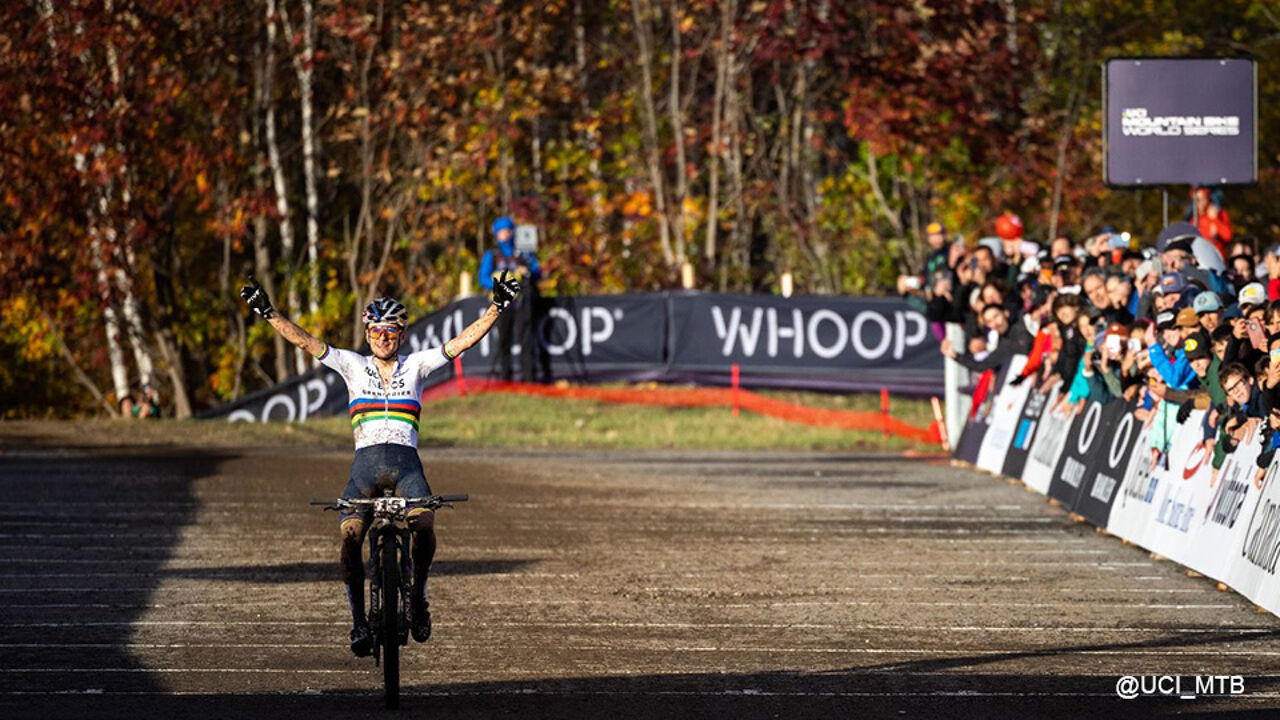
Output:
(0, 450), (232, 697)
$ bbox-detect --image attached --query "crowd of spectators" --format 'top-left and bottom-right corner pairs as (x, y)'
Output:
(898, 192), (1280, 478)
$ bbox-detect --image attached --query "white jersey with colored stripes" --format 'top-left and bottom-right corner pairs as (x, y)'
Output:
(318, 343), (451, 450)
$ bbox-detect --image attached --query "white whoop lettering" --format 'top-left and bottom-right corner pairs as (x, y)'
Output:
(710, 305), (928, 361)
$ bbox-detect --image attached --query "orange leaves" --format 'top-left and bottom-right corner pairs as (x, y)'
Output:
(622, 191), (653, 218)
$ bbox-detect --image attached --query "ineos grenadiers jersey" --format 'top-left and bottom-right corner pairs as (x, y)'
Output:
(318, 343), (451, 450)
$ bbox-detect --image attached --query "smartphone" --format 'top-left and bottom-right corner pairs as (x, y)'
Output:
(1248, 319), (1268, 350)
(1106, 334), (1122, 354)
(1270, 348), (1280, 365)
(969, 257), (978, 270)
(1128, 338), (1143, 354)
(903, 276), (922, 290)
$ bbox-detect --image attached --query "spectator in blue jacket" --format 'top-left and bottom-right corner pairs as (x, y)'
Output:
(479, 217), (545, 382)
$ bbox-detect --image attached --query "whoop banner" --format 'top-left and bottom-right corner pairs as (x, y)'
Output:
(954, 355), (1280, 617)
(203, 293), (943, 421)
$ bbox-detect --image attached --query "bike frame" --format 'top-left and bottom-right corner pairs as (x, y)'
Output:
(366, 496), (413, 664)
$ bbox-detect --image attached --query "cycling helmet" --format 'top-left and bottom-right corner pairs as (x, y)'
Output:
(362, 297), (408, 327)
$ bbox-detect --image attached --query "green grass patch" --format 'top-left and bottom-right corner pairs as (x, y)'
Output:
(415, 389), (935, 451)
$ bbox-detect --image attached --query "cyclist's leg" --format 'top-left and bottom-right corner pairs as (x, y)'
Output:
(341, 448), (378, 654)
(393, 446), (434, 639)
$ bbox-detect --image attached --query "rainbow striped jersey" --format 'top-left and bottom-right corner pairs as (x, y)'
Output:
(318, 343), (451, 449)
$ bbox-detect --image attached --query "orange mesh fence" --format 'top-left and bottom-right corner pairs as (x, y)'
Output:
(422, 376), (942, 445)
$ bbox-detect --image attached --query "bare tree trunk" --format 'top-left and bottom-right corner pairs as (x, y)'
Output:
(726, 46), (745, 291)
(705, 0), (733, 267)
(252, 20), (289, 382)
(101, 16), (157, 388)
(668, 0), (688, 265)
(279, 0), (321, 325)
(89, 220), (130, 406)
(264, 0), (306, 375)
(219, 180), (246, 400)
(1048, 72), (1084, 242)
(44, 0), (133, 407)
(631, 0), (674, 267)
(153, 328), (193, 419)
(573, 0), (605, 236)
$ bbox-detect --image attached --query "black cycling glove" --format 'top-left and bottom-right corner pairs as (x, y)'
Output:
(492, 270), (521, 313)
(1176, 399), (1195, 424)
(239, 276), (276, 319)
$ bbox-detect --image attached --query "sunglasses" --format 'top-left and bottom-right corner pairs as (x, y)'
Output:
(368, 326), (403, 341)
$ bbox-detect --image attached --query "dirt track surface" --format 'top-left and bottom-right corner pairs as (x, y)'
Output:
(2, 437), (1279, 719)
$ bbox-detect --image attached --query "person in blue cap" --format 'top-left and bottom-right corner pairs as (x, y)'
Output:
(479, 216), (543, 381)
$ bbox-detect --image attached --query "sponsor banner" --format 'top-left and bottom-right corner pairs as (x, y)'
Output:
(1020, 385), (1072, 495)
(1183, 424), (1263, 580)
(976, 356), (1032, 474)
(1228, 451), (1280, 613)
(203, 293), (944, 421)
(952, 367), (1007, 465)
(1104, 418), (1158, 548)
(667, 293), (940, 392)
(1073, 401), (1144, 527)
(1001, 385), (1052, 479)
(1047, 399), (1114, 510)
(1140, 410), (1219, 571)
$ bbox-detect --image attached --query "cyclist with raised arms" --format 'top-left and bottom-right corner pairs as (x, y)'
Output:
(240, 273), (521, 656)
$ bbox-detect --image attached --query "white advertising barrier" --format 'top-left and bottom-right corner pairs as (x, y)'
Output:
(1229, 452), (1280, 615)
(1127, 410), (1219, 570)
(1105, 418), (1158, 548)
(1019, 385), (1071, 496)
(1184, 423), (1263, 580)
(975, 355), (1032, 474)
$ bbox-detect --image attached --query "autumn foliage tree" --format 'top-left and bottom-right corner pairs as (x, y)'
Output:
(4, 0), (1280, 417)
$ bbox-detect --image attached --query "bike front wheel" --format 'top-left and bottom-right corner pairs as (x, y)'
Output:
(380, 538), (401, 709)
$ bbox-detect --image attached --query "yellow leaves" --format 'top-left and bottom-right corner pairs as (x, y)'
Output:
(195, 171), (209, 194)
(351, 107), (370, 118)
(1, 295), (55, 363)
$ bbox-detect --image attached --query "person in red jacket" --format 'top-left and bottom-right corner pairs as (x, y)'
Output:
(1192, 186), (1233, 255)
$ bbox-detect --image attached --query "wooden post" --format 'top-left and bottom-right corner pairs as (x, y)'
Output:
(880, 387), (890, 438)
(454, 356), (466, 399)
(731, 363), (740, 417)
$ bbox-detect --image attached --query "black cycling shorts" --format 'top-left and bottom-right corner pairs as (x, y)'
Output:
(340, 444), (432, 527)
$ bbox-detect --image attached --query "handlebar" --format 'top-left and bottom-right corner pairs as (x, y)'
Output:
(309, 494), (469, 512)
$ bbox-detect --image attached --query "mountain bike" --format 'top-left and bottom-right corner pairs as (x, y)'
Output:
(311, 491), (468, 709)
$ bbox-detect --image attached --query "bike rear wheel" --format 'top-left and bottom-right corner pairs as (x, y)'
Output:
(380, 537), (401, 709)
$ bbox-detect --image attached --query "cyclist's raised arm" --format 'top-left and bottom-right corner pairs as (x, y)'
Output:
(239, 276), (325, 358)
(442, 271), (522, 359)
